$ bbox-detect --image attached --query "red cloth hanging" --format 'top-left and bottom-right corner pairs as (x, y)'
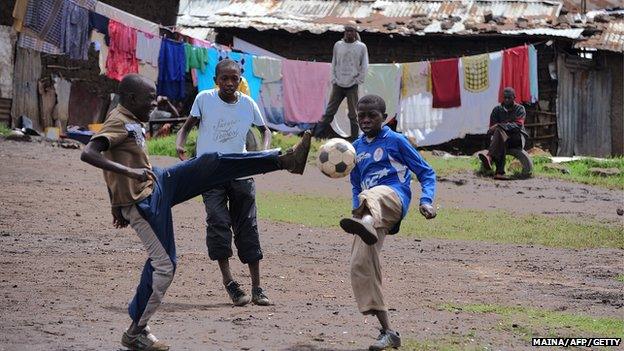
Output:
(499, 45), (530, 103)
(431, 58), (461, 108)
(105, 20), (138, 81)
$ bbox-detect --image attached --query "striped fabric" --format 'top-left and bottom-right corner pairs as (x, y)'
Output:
(17, 28), (63, 55)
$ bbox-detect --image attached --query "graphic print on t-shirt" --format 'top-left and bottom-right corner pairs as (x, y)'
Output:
(213, 118), (239, 144)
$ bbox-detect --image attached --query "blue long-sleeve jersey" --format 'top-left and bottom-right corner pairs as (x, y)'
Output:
(350, 126), (436, 219)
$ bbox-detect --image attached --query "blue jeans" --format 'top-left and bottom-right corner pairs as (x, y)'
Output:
(126, 150), (280, 325)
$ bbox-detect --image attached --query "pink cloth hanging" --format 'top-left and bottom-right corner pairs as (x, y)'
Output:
(282, 59), (331, 124)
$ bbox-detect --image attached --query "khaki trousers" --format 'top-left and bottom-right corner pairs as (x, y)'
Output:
(349, 186), (402, 314)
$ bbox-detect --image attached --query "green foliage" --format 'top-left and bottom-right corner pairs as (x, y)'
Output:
(256, 191), (624, 249)
(442, 303), (624, 338)
(0, 123), (11, 137)
(147, 129), (197, 158)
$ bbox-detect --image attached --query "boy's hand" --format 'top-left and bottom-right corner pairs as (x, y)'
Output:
(111, 207), (129, 228)
(125, 167), (156, 182)
(419, 203), (436, 219)
(176, 145), (187, 160)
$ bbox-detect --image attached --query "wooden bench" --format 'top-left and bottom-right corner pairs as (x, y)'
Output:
(148, 117), (188, 137)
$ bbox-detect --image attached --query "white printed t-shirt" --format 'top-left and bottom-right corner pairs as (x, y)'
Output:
(190, 89), (265, 155)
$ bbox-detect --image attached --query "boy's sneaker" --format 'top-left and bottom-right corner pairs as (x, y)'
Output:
(278, 131), (312, 174)
(369, 329), (401, 351)
(121, 326), (170, 351)
(225, 280), (251, 306)
(251, 287), (271, 306)
(339, 217), (378, 245)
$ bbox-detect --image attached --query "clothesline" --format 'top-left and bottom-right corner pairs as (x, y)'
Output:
(14, 0), (540, 146)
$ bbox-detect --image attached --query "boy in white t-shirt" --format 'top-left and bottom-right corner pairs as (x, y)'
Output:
(176, 59), (273, 306)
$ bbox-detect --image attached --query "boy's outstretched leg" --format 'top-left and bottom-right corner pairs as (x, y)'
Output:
(368, 310), (401, 350)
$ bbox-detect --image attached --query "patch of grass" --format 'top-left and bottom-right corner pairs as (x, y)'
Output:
(147, 130), (197, 158)
(256, 191), (624, 249)
(534, 156), (624, 190)
(420, 152), (476, 177)
(442, 303), (624, 338)
(615, 274), (624, 283)
(419, 151), (624, 189)
(0, 123), (11, 137)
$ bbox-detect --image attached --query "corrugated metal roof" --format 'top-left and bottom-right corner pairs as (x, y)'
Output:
(177, 0), (577, 38)
(575, 19), (624, 52)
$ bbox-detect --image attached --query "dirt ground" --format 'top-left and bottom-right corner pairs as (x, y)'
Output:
(0, 139), (622, 351)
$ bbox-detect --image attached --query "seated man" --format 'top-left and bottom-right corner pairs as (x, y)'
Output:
(479, 87), (529, 180)
(149, 96), (180, 138)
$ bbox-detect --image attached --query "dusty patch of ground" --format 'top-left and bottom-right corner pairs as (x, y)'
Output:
(0, 139), (622, 351)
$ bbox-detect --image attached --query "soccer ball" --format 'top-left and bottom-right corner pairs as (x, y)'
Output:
(317, 138), (356, 178)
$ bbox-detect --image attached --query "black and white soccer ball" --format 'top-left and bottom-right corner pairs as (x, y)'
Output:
(317, 138), (356, 178)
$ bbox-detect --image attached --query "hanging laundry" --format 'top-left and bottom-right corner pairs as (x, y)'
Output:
(94, 2), (159, 35)
(282, 59), (331, 124)
(401, 61), (430, 97)
(528, 45), (539, 103)
(89, 11), (109, 44)
(500, 45), (530, 103)
(259, 80), (285, 125)
(184, 43), (208, 73)
(196, 47), (219, 91)
(136, 31), (161, 66)
(12, 0), (29, 32)
(431, 58), (461, 108)
(139, 62), (158, 82)
(398, 52), (503, 147)
(105, 20), (138, 81)
(53, 76), (71, 133)
(90, 31), (108, 75)
(253, 56), (282, 83)
(361, 63), (402, 118)
(20, 0), (68, 53)
(189, 38), (212, 86)
(61, 1), (90, 60)
(157, 38), (186, 100)
(0, 26), (16, 98)
(455, 51), (503, 136)
(462, 53), (489, 93)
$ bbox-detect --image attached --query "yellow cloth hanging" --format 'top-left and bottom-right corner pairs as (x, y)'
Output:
(462, 54), (489, 93)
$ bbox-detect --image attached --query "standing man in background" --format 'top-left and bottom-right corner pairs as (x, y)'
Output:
(313, 25), (369, 140)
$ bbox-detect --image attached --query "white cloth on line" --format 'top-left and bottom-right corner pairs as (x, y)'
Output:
(398, 52), (502, 147)
(136, 31), (161, 66)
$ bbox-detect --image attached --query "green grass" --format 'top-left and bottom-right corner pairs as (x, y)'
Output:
(422, 152), (624, 190)
(256, 191), (624, 249)
(615, 274), (624, 283)
(147, 129), (197, 158)
(0, 123), (11, 136)
(532, 156), (624, 190)
(442, 303), (624, 338)
(147, 129), (624, 189)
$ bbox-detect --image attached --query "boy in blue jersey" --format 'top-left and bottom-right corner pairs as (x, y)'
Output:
(339, 95), (437, 351)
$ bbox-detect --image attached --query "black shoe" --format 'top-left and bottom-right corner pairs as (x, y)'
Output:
(225, 281), (250, 306)
(278, 131), (311, 174)
(251, 287), (271, 306)
(339, 217), (378, 245)
(369, 329), (401, 350)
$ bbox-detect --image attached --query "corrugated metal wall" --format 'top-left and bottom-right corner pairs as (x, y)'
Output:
(557, 54), (613, 157)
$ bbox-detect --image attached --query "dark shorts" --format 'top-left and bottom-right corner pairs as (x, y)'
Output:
(202, 178), (262, 264)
